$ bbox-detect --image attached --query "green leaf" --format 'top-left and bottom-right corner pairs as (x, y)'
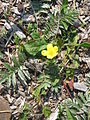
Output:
(66, 106), (76, 120)
(0, 72), (12, 83)
(24, 39), (47, 56)
(14, 33), (20, 44)
(41, 4), (50, 9)
(18, 69), (27, 85)
(18, 52), (26, 63)
(3, 63), (13, 71)
(12, 72), (16, 87)
(0, 52), (3, 59)
(88, 109), (90, 120)
(33, 85), (42, 100)
(52, 79), (59, 86)
(31, 32), (40, 39)
(78, 93), (86, 103)
(79, 42), (90, 48)
(12, 56), (20, 67)
(42, 82), (51, 89)
(62, 0), (68, 6)
(7, 75), (12, 87)
(22, 70), (31, 80)
(42, 105), (51, 117)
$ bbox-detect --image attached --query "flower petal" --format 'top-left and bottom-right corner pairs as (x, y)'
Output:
(47, 55), (53, 59)
(54, 46), (58, 52)
(47, 44), (53, 51)
(41, 50), (47, 56)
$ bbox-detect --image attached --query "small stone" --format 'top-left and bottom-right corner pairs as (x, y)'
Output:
(11, 7), (21, 15)
(47, 108), (59, 120)
(10, 22), (26, 39)
(10, 105), (17, 110)
(73, 20), (80, 28)
(4, 22), (11, 30)
(22, 15), (35, 22)
(74, 82), (87, 92)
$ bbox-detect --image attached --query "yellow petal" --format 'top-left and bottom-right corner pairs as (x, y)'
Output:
(47, 55), (53, 59)
(54, 46), (58, 52)
(47, 44), (53, 51)
(41, 50), (47, 56)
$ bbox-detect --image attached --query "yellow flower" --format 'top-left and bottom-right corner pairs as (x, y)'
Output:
(41, 44), (58, 59)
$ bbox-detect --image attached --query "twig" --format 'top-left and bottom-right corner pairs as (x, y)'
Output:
(0, 110), (11, 113)
(30, 0), (39, 32)
(63, 80), (73, 99)
(56, 5), (61, 36)
(59, 60), (70, 74)
(5, 31), (14, 47)
(73, 0), (76, 9)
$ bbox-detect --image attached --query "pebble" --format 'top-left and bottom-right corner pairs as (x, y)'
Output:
(22, 14), (35, 22)
(4, 22), (11, 30)
(73, 20), (80, 28)
(10, 105), (17, 110)
(74, 82), (87, 92)
(47, 108), (59, 120)
(10, 22), (26, 39)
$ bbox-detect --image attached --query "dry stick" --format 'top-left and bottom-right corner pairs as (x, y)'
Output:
(59, 60), (70, 74)
(5, 31), (14, 47)
(56, 4), (61, 36)
(73, 0), (76, 9)
(0, 110), (11, 113)
(30, 0), (39, 32)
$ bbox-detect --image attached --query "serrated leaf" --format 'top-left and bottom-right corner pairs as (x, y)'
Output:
(41, 4), (50, 9)
(3, 63), (13, 71)
(42, 82), (50, 89)
(62, 0), (68, 6)
(52, 79), (59, 86)
(22, 70), (31, 80)
(66, 106), (76, 120)
(78, 93), (86, 103)
(76, 98), (83, 107)
(42, 105), (51, 117)
(24, 39), (47, 56)
(18, 69), (27, 83)
(61, 21), (68, 30)
(18, 52), (26, 63)
(0, 72), (13, 83)
(7, 75), (12, 87)
(12, 56), (20, 67)
(31, 32), (40, 39)
(33, 85), (42, 100)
